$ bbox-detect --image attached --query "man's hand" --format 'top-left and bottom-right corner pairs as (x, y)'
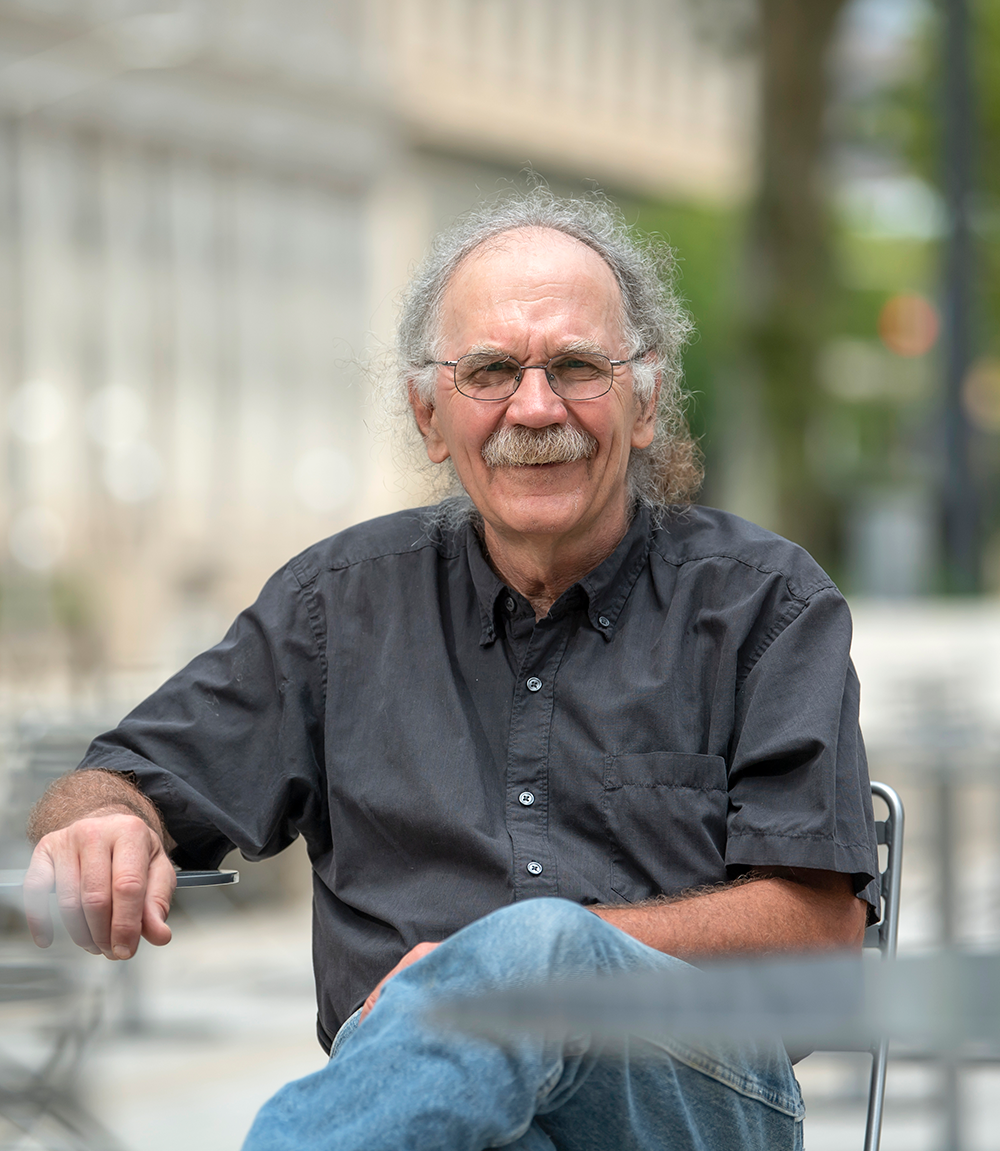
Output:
(24, 811), (177, 959)
(24, 769), (177, 960)
(361, 942), (441, 1020)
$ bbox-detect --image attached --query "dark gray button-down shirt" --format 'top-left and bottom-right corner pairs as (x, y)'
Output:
(80, 504), (878, 1050)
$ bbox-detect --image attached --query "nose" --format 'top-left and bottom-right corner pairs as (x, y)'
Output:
(504, 365), (568, 428)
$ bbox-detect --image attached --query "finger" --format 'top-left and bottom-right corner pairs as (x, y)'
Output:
(51, 847), (103, 955)
(71, 824), (123, 957)
(360, 942), (442, 1021)
(23, 848), (56, 949)
(361, 981), (385, 1020)
(139, 852), (176, 950)
(105, 830), (156, 960)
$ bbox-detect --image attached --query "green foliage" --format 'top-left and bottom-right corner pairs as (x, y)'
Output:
(613, 198), (744, 470)
(865, 0), (1000, 355)
(843, 0), (1000, 590)
(975, 0), (1000, 357)
(604, 1), (1000, 590)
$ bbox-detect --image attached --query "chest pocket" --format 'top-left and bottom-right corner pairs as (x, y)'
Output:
(603, 751), (729, 902)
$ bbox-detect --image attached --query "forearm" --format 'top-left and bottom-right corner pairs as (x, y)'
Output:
(27, 769), (173, 850)
(591, 869), (866, 960)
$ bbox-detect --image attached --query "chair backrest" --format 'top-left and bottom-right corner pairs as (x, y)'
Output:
(861, 781), (905, 1151)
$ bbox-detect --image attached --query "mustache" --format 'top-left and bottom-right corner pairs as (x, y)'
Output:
(481, 424), (599, 468)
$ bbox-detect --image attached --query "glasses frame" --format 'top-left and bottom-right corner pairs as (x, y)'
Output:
(427, 351), (642, 402)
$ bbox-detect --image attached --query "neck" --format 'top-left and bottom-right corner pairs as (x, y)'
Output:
(482, 508), (631, 620)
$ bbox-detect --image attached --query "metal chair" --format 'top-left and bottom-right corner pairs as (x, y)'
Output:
(0, 869), (238, 1149)
(860, 781), (905, 1151)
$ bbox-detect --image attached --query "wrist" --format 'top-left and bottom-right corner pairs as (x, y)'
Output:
(27, 769), (169, 847)
(86, 804), (166, 842)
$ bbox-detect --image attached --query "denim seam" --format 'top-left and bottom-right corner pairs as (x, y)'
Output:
(330, 1008), (362, 1060)
(648, 1037), (805, 1119)
(537, 1056), (567, 1101)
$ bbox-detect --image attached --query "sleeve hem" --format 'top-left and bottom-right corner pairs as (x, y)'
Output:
(77, 749), (234, 870)
(77, 746), (160, 778)
(725, 831), (877, 886)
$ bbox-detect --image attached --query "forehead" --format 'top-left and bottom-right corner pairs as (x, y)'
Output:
(438, 227), (624, 350)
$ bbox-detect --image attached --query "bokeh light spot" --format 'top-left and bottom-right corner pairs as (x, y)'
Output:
(962, 358), (1000, 432)
(102, 441), (163, 503)
(878, 294), (940, 357)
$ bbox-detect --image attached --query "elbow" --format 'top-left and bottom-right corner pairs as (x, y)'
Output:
(815, 888), (868, 952)
(828, 893), (865, 948)
(768, 868), (869, 952)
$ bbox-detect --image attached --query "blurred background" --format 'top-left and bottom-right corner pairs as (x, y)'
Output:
(1, 0), (999, 1147)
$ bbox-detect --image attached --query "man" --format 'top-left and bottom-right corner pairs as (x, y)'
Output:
(25, 191), (877, 1150)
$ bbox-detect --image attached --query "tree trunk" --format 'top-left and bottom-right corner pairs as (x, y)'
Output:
(743, 0), (849, 565)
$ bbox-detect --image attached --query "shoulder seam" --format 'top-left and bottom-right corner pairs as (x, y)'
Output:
(292, 538), (461, 580)
(283, 563), (329, 696)
(326, 540), (462, 573)
(737, 598), (806, 686)
(648, 544), (836, 605)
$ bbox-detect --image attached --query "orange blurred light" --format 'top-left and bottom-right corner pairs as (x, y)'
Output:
(962, 358), (1000, 432)
(877, 293), (940, 357)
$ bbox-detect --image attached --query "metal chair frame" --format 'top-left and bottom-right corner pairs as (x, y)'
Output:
(860, 780), (905, 1151)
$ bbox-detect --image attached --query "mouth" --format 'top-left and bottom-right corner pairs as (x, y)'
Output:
(481, 425), (599, 469)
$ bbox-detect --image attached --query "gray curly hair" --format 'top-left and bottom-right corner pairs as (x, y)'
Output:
(395, 188), (702, 510)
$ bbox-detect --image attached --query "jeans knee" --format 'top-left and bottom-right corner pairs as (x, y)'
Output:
(385, 898), (662, 1009)
(470, 898), (613, 967)
(488, 897), (599, 936)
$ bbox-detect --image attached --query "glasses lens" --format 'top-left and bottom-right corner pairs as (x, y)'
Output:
(455, 355), (521, 400)
(548, 354), (614, 399)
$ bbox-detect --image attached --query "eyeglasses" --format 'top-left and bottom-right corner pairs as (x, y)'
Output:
(428, 352), (638, 402)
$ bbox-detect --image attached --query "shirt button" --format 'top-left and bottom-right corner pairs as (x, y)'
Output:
(505, 597), (516, 612)
(526, 677), (542, 692)
(526, 861), (543, 876)
(598, 615), (611, 628)
(518, 791), (535, 806)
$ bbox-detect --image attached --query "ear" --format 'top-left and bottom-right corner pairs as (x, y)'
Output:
(408, 382), (450, 464)
(630, 369), (661, 451)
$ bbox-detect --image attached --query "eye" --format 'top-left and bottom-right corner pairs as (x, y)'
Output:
(547, 354), (614, 399)
(550, 354), (609, 378)
(455, 355), (520, 396)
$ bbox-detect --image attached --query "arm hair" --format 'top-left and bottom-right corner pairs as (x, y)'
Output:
(27, 769), (174, 851)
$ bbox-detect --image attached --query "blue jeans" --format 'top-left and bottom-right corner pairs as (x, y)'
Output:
(242, 899), (804, 1150)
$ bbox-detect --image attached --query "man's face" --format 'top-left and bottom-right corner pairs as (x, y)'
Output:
(410, 227), (657, 550)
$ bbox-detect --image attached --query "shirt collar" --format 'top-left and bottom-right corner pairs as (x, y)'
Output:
(465, 507), (653, 646)
(465, 524), (505, 646)
(578, 506), (652, 641)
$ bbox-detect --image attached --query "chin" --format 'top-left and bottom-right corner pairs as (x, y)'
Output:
(484, 490), (589, 537)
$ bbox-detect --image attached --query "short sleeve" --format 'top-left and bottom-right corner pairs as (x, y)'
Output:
(725, 586), (880, 914)
(77, 563), (329, 870)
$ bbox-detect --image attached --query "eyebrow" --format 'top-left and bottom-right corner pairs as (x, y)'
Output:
(461, 339), (612, 360)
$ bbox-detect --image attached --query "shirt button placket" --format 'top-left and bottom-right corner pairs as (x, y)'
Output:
(507, 621), (571, 900)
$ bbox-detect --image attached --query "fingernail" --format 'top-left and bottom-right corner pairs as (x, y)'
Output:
(113, 945), (130, 960)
